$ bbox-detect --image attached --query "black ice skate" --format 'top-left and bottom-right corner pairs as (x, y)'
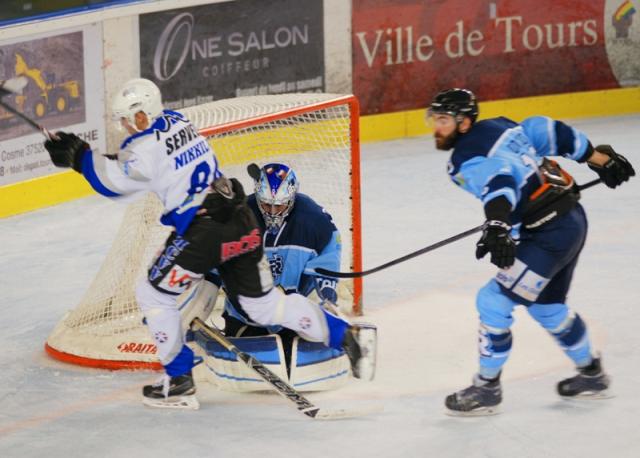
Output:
(557, 357), (611, 399)
(445, 373), (502, 416)
(342, 324), (377, 381)
(142, 371), (199, 410)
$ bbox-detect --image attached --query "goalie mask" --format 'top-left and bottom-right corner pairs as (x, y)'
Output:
(255, 163), (299, 233)
(111, 78), (163, 131)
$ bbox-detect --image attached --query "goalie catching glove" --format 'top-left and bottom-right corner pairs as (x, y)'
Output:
(475, 196), (516, 269)
(587, 144), (635, 189)
(44, 132), (89, 173)
(315, 276), (338, 304)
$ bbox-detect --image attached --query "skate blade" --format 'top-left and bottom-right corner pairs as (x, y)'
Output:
(142, 394), (200, 410)
(445, 405), (501, 417)
(560, 390), (614, 401)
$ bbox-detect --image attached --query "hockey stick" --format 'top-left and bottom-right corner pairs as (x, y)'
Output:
(0, 76), (56, 140)
(191, 318), (381, 420)
(247, 162), (261, 181)
(316, 178), (602, 279)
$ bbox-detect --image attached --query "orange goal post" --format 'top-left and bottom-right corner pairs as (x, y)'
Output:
(45, 93), (363, 370)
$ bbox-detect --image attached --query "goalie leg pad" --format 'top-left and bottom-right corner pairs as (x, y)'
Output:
(344, 323), (377, 381)
(178, 280), (219, 333)
(194, 333), (290, 392)
(193, 331), (352, 392)
(289, 337), (350, 391)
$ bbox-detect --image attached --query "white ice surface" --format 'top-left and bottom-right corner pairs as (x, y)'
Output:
(0, 115), (639, 457)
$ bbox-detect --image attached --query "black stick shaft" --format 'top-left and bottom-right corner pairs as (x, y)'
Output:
(316, 224), (484, 279)
(577, 178), (601, 191)
(316, 178), (602, 279)
(0, 99), (43, 131)
(191, 318), (321, 418)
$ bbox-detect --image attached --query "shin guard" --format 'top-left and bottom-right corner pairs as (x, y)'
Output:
(550, 312), (592, 366)
(478, 324), (512, 379)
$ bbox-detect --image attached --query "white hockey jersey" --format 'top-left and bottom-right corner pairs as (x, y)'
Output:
(80, 110), (221, 234)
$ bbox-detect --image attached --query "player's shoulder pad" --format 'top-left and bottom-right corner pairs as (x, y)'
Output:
(450, 117), (518, 175)
(293, 194), (335, 224)
(288, 194), (337, 243)
(119, 110), (191, 150)
(521, 115), (551, 126)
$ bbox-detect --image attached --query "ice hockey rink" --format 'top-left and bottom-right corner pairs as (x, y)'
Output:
(1, 114), (638, 457)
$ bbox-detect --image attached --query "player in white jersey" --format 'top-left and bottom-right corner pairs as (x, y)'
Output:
(43, 78), (373, 409)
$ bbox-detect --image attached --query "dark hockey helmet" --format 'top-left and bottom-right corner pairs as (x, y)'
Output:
(428, 88), (479, 123)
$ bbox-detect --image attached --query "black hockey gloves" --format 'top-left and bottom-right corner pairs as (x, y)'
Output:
(44, 132), (89, 173)
(588, 144), (635, 189)
(476, 197), (516, 269)
(198, 177), (246, 222)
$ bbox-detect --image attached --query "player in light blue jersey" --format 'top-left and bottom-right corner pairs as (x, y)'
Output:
(427, 88), (635, 416)
(221, 163), (341, 340)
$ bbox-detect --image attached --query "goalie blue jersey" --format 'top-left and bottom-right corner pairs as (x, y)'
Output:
(246, 192), (341, 296)
(222, 193), (341, 332)
(449, 116), (591, 225)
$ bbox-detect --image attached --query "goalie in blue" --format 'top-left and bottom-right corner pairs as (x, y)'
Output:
(188, 163), (373, 391)
(222, 162), (342, 338)
(427, 88), (635, 416)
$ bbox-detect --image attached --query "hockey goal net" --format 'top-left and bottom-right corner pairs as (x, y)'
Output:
(45, 93), (362, 370)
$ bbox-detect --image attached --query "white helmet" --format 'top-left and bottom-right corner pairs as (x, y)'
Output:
(111, 78), (163, 128)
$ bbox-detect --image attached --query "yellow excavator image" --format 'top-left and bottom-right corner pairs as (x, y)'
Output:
(11, 53), (80, 118)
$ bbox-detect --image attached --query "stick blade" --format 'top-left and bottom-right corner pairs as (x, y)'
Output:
(311, 404), (384, 420)
(247, 162), (261, 181)
(0, 76), (28, 95)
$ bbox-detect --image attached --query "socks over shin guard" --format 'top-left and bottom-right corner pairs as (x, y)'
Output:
(550, 312), (592, 366)
(478, 325), (512, 379)
(321, 308), (350, 350)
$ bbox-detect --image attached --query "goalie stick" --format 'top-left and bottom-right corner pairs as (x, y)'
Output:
(316, 178), (602, 279)
(0, 76), (56, 140)
(190, 318), (381, 420)
(247, 162), (261, 181)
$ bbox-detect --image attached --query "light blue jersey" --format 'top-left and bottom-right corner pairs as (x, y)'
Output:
(448, 116), (590, 224)
(223, 193), (341, 332)
(449, 116), (596, 379)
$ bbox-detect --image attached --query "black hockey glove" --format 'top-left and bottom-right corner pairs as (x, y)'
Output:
(588, 144), (635, 189)
(198, 177), (247, 222)
(44, 132), (89, 173)
(475, 197), (516, 269)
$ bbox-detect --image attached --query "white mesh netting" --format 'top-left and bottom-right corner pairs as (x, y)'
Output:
(45, 94), (361, 369)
